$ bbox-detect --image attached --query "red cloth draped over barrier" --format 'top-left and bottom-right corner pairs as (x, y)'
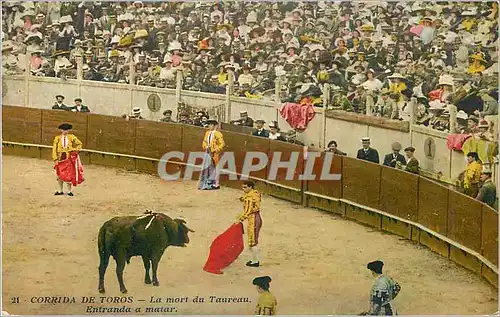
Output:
(279, 102), (316, 130)
(203, 223), (244, 275)
(54, 152), (85, 186)
(447, 134), (472, 151)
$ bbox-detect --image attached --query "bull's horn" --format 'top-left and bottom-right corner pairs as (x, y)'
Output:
(187, 228), (195, 233)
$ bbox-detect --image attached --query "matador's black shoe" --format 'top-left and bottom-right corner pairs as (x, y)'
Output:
(67, 192), (74, 196)
(54, 191), (64, 196)
(246, 261), (260, 267)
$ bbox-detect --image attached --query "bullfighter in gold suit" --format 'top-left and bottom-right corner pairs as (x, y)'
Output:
(237, 181), (263, 267)
(199, 119), (225, 190)
(52, 123), (83, 196)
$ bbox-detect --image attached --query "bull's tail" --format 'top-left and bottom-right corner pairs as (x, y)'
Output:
(98, 223), (111, 293)
(98, 224), (107, 258)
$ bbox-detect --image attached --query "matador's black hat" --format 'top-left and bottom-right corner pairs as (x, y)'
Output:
(367, 260), (384, 274)
(58, 123), (73, 130)
(253, 276), (272, 289)
(207, 119), (218, 125)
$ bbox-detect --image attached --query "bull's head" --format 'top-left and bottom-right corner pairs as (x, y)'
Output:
(173, 219), (194, 247)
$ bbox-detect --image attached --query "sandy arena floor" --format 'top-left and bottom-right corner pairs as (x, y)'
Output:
(2, 156), (498, 315)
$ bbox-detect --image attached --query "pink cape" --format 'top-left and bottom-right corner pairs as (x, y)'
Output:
(54, 152), (85, 186)
(203, 223), (244, 275)
(279, 102), (316, 130)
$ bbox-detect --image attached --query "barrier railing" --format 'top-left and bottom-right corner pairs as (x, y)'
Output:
(2, 106), (498, 288)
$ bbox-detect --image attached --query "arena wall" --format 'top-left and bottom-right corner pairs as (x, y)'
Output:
(2, 106), (498, 288)
(2, 75), (496, 185)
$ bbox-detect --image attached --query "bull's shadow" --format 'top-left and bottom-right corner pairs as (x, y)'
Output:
(97, 211), (194, 293)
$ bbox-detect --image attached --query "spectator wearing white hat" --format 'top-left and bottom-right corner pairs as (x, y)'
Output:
(2, 41), (18, 71)
(130, 107), (144, 119)
(356, 137), (380, 164)
(70, 39), (84, 62)
(159, 57), (176, 82)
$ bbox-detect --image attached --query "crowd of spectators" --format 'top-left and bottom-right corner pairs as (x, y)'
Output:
(2, 1), (498, 137)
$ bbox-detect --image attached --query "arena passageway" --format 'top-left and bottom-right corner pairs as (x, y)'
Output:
(2, 156), (497, 315)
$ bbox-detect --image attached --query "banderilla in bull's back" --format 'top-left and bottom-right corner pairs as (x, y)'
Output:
(97, 211), (194, 293)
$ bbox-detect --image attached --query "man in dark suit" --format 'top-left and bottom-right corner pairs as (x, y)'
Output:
(52, 94), (70, 111)
(252, 120), (270, 138)
(68, 98), (90, 112)
(404, 147), (419, 174)
(230, 110), (254, 127)
(356, 137), (380, 163)
(383, 142), (407, 168)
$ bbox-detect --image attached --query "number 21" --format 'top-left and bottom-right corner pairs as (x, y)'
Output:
(11, 297), (19, 304)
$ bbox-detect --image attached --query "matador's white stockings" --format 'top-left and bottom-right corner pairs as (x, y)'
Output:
(250, 246), (260, 263)
(57, 180), (72, 193)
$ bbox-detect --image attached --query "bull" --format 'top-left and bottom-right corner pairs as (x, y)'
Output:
(97, 211), (194, 293)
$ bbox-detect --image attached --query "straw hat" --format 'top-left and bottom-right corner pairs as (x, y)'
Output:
(2, 41), (14, 52)
(134, 29), (148, 39)
(60, 15), (73, 24)
(387, 73), (405, 80)
(456, 110), (468, 120)
(437, 74), (454, 86)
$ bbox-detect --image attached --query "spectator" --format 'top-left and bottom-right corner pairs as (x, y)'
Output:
(1, 1), (498, 135)
(52, 94), (69, 110)
(325, 140), (346, 156)
(463, 152), (482, 197)
(178, 112), (194, 125)
(68, 98), (90, 112)
(356, 137), (379, 164)
(403, 147), (419, 174)
(383, 142), (406, 168)
(160, 110), (176, 123)
(252, 120), (269, 138)
(130, 107), (144, 119)
(268, 121), (286, 141)
(231, 110), (254, 127)
(476, 169), (497, 208)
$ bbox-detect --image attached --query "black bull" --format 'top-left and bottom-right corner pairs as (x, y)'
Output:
(97, 212), (194, 293)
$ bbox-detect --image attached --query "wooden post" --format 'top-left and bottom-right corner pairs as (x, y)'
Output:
(76, 56), (83, 81)
(24, 54), (30, 107)
(409, 97), (417, 125)
(320, 83), (330, 149)
(129, 60), (135, 85)
(366, 93), (374, 116)
(225, 69), (234, 123)
(175, 69), (183, 104)
(449, 104), (458, 133)
(274, 77), (281, 123)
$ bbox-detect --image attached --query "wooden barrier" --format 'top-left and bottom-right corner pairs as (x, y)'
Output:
(87, 114), (137, 155)
(481, 205), (499, 266)
(219, 132), (248, 189)
(305, 152), (343, 199)
(379, 166), (419, 221)
(180, 124), (207, 180)
(41, 110), (89, 146)
(418, 177), (449, 236)
(2, 106), (498, 288)
(447, 191), (483, 253)
(243, 135), (270, 179)
(342, 157), (381, 210)
(2, 106), (42, 144)
(134, 121), (183, 175)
